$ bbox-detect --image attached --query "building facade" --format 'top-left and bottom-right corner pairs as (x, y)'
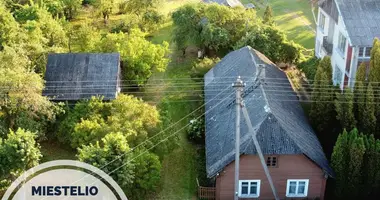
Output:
(216, 155), (327, 200)
(315, 0), (379, 89)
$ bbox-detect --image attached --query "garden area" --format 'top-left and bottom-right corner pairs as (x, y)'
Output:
(0, 0), (319, 199)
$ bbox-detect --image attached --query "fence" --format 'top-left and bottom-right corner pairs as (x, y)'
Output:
(198, 186), (216, 200)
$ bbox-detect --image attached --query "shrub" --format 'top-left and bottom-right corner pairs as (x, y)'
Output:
(110, 14), (140, 33)
(118, 0), (128, 14)
(191, 57), (220, 81)
(140, 10), (164, 32)
(298, 56), (320, 80)
(187, 118), (205, 143)
(82, 0), (97, 5)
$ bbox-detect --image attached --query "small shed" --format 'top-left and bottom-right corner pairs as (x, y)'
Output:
(43, 53), (121, 101)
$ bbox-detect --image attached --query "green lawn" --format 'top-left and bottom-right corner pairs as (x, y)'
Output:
(146, 38), (202, 200)
(40, 140), (76, 162)
(146, 1), (204, 196)
(257, 0), (316, 49)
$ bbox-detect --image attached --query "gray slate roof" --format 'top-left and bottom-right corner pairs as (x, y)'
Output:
(43, 53), (121, 101)
(203, 0), (243, 7)
(319, 0), (339, 23)
(204, 46), (333, 178)
(325, 0), (380, 46)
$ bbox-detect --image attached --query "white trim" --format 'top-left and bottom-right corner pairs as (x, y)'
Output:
(238, 180), (261, 198)
(286, 179), (309, 198)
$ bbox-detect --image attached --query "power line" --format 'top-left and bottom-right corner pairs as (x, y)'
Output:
(95, 89), (235, 184)
(63, 88), (233, 186)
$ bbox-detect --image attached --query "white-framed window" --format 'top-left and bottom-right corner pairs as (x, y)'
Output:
(239, 180), (261, 198)
(286, 179), (309, 197)
(359, 47), (372, 58)
(338, 32), (347, 55)
(334, 65), (343, 86)
(319, 12), (326, 32)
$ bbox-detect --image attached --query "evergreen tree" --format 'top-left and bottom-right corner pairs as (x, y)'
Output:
(347, 129), (366, 197)
(369, 38), (380, 83)
(331, 129), (350, 198)
(263, 5), (274, 25)
(310, 56), (335, 132)
(361, 134), (380, 197)
(354, 63), (367, 128)
(335, 88), (356, 130)
(362, 83), (377, 135)
(368, 38), (380, 134)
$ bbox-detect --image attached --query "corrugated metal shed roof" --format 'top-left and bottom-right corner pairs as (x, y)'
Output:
(203, 0), (244, 7)
(204, 46), (333, 178)
(43, 53), (121, 101)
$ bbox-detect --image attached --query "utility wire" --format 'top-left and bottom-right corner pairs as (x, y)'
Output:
(96, 90), (235, 184)
(63, 87), (232, 186)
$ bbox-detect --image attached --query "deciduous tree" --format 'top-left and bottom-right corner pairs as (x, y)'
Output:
(96, 29), (169, 85)
(0, 129), (41, 191)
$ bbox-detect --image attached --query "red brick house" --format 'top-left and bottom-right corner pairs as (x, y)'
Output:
(204, 46), (334, 200)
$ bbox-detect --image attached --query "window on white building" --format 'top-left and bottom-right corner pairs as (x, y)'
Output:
(338, 32), (347, 55)
(359, 47), (372, 58)
(239, 180), (260, 197)
(319, 12), (326, 32)
(286, 179), (309, 197)
(334, 65), (343, 86)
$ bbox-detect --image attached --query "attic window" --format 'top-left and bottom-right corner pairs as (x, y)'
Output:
(266, 156), (277, 167)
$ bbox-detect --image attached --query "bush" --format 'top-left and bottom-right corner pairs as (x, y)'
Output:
(191, 57), (220, 81)
(298, 56), (320, 80)
(110, 14), (140, 33)
(118, 0), (128, 14)
(82, 0), (97, 5)
(140, 10), (164, 32)
(187, 118), (205, 143)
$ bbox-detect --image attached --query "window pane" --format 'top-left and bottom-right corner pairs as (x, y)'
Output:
(266, 157), (271, 166)
(298, 182), (306, 194)
(320, 13), (325, 30)
(365, 47), (372, 57)
(250, 182), (257, 195)
(359, 47), (364, 57)
(334, 65), (343, 86)
(288, 182), (297, 194)
(241, 182), (249, 194)
(339, 33), (346, 53)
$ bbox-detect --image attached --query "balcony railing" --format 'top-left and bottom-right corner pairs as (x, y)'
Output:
(322, 36), (333, 55)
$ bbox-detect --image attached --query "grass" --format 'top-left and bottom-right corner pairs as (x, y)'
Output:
(257, 0), (316, 49)
(40, 140), (76, 162)
(145, 6), (204, 196)
(145, 51), (202, 199)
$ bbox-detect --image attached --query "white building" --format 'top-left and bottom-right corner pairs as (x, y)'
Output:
(315, 0), (380, 89)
